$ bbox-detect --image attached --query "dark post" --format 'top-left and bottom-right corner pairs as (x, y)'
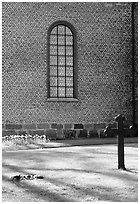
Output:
(131, 2), (136, 129)
(115, 114), (126, 170)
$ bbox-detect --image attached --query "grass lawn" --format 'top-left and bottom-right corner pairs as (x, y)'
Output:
(2, 142), (138, 202)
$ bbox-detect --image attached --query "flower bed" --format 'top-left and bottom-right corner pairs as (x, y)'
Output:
(2, 134), (50, 146)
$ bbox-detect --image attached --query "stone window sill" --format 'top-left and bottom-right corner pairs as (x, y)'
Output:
(46, 98), (78, 102)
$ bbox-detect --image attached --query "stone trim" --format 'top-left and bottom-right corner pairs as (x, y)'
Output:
(2, 121), (135, 139)
(2, 130), (17, 137)
(37, 123), (50, 129)
(93, 123), (106, 130)
(64, 124), (73, 130)
(29, 130), (45, 136)
(51, 124), (63, 129)
(22, 124), (37, 130)
(84, 124), (93, 130)
(74, 124), (83, 129)
(5, 124), (22, 130)
(46, 98), (78, 102)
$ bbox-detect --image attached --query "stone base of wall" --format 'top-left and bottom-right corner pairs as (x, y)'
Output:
(2, 121), (137, 139)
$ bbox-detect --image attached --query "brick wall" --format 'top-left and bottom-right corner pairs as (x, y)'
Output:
(2, 2), (137, 131)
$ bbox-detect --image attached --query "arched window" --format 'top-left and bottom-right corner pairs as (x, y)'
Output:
(47, 21), (77, 99)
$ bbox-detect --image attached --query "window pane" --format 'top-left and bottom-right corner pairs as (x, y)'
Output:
(50, 77), (57, 86)
(58, 77), (65, 86)
(51, 26), (57, 35)
(50, 66), (57, 76)
(50, 87), (57, 97)
(66, 77), (73, 86)
(58, 25), (65, 35)
(58, 35), (65, 45)
(58, 46), (65, 55)
(66, 46), (73, 55)
(50, 56), (57, 65)
(66, 57), (73, 66)
(66, 87), (73, 97)
(50, 35), (57, 45)
(50, 46), (57, 55)
(66, 27), (72, 35)
(49, 24), (75, 99)
(58, 66), (65, 76)
(66, 67), (73, 76)
(58, 87), (65, 97)
(58, 56), (65, 65)
(66, 36), (73, 45)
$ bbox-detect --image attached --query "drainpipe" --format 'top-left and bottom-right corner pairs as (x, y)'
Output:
(131, 2), (136, 128)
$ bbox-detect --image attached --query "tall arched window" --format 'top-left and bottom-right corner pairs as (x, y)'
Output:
(47, 21), (77, 100)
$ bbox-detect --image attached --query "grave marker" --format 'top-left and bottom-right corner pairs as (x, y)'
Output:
(104, 114), (129, 170)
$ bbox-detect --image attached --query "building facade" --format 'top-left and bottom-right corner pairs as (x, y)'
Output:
(2, 2), (138, 138)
